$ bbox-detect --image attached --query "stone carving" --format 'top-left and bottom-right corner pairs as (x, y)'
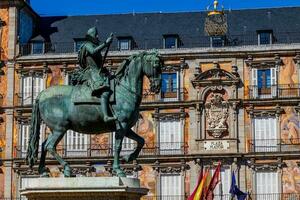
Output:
(205, 93), (229, 138)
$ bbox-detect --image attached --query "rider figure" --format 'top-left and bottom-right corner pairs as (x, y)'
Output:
(78, 27), (117, 122)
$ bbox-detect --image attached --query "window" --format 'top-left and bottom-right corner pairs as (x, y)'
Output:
(254, 117), (277, 152)
(118, 38), (132, 51)
(159, 120), (182, 155)
(211, 36), (225, 47)
(74, 39), (85, 52)
(22, 76), (44, 105)
(31, 41), (44, 54)
(160, 174), (182, 200)
(258, 30), (273, 45)
(213, 168), (231, 199)
(161, 72), (178, 101)
(66, 130), (88, 156)
(251, 68), (276, 98)
(164, 35), (178, 49)
(20, 123), (45, 158)
(256, 171), (279, 199)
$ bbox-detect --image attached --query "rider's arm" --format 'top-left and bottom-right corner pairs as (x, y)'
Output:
(85, 42), (108, 55)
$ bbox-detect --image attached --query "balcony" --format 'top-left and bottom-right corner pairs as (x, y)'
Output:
(13, 142), (189, 159)
(248, 84), (300, 100)
(19, 32), (300, 56)
(248, 139), (300, 153)
(142, 88), (187, 103)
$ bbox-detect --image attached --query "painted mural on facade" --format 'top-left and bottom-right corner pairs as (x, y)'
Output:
(47, 66), (64, 87)
(283, 160), (300, 194)
(0, 7), (9, 198)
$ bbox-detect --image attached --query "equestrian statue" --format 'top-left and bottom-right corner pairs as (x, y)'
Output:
(26, 27), (162, 177)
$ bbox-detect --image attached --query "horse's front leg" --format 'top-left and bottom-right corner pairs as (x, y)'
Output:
(112, 126), (126, 177)
(123, 129), (145, 163)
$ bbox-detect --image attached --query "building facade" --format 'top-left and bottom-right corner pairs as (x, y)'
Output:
(0, 0), (300, 199)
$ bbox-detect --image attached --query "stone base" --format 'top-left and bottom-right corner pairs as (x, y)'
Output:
(21, 177), (149, 200)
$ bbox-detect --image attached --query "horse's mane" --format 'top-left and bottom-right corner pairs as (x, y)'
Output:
(115, 51), (159, 80)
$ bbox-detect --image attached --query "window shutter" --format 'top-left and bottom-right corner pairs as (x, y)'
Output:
(21, 125), (30, 153)
(160, 121), (182, 154)
(23, 77), (32, 105)
(161, 175), (182, 198)
(271, 68), (277, 97)
(66, 130), (87, 156)
(33, 77), (44, 102)
(251, 68), (258, 98)
(256, 172), (278, 195)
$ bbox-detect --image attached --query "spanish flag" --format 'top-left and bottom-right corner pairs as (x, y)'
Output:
(188, 168), (211, 200)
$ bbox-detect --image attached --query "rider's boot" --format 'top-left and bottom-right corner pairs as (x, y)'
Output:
(101, 92), (117, 122)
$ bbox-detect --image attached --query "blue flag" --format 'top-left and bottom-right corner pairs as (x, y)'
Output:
(229, 172), (248, 200)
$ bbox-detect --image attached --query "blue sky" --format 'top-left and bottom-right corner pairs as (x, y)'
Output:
(31, 0), (300, 16)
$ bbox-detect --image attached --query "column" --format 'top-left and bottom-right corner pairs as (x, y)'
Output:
(4, 4), (18, 199)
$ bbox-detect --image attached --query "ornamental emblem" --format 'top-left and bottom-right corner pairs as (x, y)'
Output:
(205, 93), (229, 138)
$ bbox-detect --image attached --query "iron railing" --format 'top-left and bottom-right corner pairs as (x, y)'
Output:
(141, 193), (300, 200)
(19, 32), (300, 56)
(248, 84), (300, 99)
(248, 138), (300, 153)
(14, 142), (189, 159)
(142, 88), (187, 103)
(15, 92), (40, 106)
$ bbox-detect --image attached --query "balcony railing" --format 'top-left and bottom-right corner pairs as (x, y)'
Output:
(248, 84), (300, 100)
(15, 92), (40, 106)
(142, 88), (187, 103)
(19, 32), (300, 56)
(14, 142), (189, 159)
(248, 139), (300, 153)
(142, 194), (300, 200)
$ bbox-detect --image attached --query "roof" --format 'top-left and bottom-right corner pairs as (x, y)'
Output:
(32, 7), (300, 50)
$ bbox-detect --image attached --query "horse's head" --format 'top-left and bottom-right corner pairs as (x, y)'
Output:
(142, 51), (162, 94)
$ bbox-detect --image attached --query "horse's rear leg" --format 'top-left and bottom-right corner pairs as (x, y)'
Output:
(123, 129), (145, 163)
(38, 139), (50, 177)
(45, 130), (71, 177)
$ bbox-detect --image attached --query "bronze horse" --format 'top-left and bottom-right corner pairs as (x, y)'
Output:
(27, 51), (162, 177)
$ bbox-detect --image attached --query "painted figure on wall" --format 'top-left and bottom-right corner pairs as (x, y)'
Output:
(281, 107), (299, 144)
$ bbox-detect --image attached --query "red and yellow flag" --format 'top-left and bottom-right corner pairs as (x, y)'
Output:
(188, 168), (212, 200)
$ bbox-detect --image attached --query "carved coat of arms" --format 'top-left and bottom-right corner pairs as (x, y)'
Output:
(205, 93), (229, 138)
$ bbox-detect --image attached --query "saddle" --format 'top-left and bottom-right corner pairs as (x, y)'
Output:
(72, 79), (116, 105)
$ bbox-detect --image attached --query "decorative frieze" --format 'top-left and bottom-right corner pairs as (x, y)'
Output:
(246, 54), (283, 69)
(247, 158), (287, 171)
(152, 160), (190, 174)
(152, 109), (187, 122)
(247, 105), (284, 118)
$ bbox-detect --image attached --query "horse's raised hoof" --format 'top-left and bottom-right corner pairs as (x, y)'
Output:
(113, 168), (126, 177)
(63, 165), (73, 177)
(122, 154), (136, 163)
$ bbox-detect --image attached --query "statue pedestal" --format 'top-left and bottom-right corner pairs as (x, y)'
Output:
(21, 177), (149, 200)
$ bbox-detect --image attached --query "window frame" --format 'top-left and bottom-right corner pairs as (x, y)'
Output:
(160, 173), (183, 199)
(257, 30), (273, 45)
(163, 35), (179, 49)
(255, 171), (280, 196)
(21, 75), (44, 105)
(210, 36), (226, 47)
(161, 72), (179, 100)
(31, 41), (44, 54)
(251, 67), (277, 99)
(118, 37), (132, 51)
(159, 119), (183, 155)
(253, 117), (278, 152)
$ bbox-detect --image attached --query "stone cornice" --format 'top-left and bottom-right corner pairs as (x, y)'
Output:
(152, 109), (187, 121)
(246, 105), (284, 118)
(16, 44), (300, 64)
(245, 54), (283, 68)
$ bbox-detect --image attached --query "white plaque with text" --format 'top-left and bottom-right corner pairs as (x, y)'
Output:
(204, 140), (230, 151)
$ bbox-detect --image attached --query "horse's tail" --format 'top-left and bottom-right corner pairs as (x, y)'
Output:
(26, 97), (41, 168)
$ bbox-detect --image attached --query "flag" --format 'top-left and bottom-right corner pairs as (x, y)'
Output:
(205, 162), (221, 200)
(194, 169), (210, 200)
(188, 168), (203, 200)
(229, 172), (248, 200)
